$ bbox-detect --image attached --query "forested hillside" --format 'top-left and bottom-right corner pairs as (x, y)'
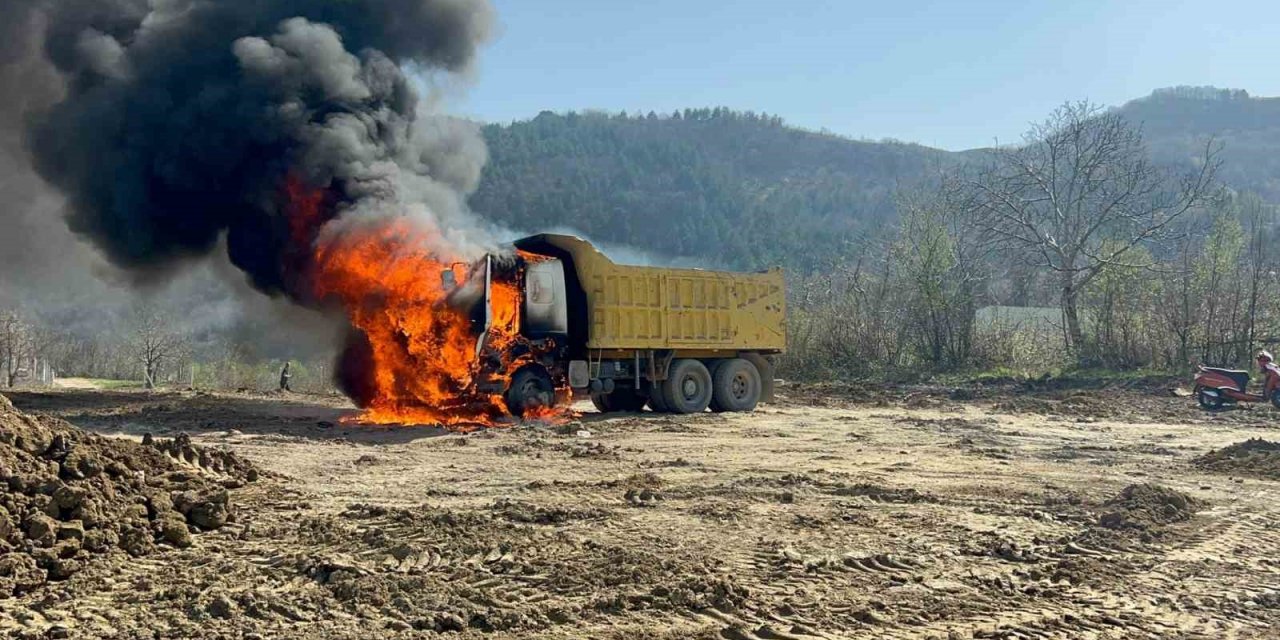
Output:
(473, 89), (1280, 273)
(1115, 87), (1280, 201)
(471, 109), (952, 271)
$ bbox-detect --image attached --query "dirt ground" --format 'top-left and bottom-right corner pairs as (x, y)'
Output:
(3, 381), (1280, 639)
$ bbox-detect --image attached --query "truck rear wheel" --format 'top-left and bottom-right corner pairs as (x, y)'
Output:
(661, 359), (713, 414)
(592, 387), (647, 413)
(646, 381), (670, 413)
(505, 367), (556, 418)
(710, 358), (762, 412)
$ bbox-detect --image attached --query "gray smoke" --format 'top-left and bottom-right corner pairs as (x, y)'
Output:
(0, 0), (79, 301)
(515, 227), (730, 271)
(15, 0), (496, 297)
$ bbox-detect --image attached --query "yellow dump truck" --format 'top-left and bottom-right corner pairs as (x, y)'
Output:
(466, 234), (786, 416)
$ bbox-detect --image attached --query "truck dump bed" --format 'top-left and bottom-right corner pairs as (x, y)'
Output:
(517, 235), (785, 352)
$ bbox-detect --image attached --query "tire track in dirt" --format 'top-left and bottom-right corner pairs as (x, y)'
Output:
(877, 492), (1280, 640)
(1141, 496), (1280, 634)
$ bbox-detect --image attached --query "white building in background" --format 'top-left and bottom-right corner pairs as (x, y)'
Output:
(975, 306), (1061, 332)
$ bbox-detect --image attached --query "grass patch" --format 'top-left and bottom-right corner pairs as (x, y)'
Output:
(866, 366), (1183, 389)
(78, 379), (146, 390)
(941, 366), (1182, 392)
(782, 363), (1184, 390)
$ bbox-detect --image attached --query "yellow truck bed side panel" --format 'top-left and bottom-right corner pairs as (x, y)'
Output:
(537, 236), (786, 352)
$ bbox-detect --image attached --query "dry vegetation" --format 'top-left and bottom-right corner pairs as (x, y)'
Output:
(782, 104), (1280, 381)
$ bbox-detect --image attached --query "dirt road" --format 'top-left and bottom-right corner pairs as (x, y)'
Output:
(3, 384), (1279, 639)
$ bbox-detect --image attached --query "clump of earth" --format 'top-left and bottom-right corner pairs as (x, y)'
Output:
(1194, 438), (1280, 480)
(0, 393), (257, 597)
(1098, 483), (1204, 531)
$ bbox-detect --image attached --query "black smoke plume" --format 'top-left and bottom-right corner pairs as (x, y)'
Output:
(18, 0), (496, 297)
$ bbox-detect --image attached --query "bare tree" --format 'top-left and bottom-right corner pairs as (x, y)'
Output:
(0, 309), (33, 387)
(1196, 209), (1244, 363)
(967, 102), (1220, 362)
(1240, 195), (1273, 362)
(131, 305), (184, 389)
(893, 181), (994, 367)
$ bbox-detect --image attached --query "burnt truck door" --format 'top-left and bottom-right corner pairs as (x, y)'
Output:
(523, 258), (568, 339)
(441, 257), (488, 343)
(475, 255), (493, 358)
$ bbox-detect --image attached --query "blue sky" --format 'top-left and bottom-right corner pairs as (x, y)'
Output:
(447, 0), (1278, 150)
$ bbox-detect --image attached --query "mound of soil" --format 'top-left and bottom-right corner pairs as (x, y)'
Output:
(1098, 484), (1204, 531)
(142, 432), (259, 484)
(983, 386), (1198, 424)
(0, 393), (255, 597)
(832, 482), (936, 504)
(1194, 439), (1280, 480)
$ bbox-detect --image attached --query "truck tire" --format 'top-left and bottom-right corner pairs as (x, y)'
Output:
(710, 358), (762, 412)
(592, 388), (646, 413)
(505, 366), (556, 418)
(647, 382), (670, 413)
(591, 393), (611, 413)
(740, 353), (775, 403)
(661, 359), (713, 414)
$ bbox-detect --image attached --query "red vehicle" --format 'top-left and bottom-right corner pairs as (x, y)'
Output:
(1193, 350), (1280, 410)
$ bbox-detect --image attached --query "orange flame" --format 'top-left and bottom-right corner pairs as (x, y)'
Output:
(284, 178), (571, 429)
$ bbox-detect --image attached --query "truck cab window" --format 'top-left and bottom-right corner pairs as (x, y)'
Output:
(529, 271), (553, 305)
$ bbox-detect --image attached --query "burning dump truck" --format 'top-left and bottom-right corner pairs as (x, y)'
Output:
(6, 0), (783, 429)
(448, 234), (787, 419)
